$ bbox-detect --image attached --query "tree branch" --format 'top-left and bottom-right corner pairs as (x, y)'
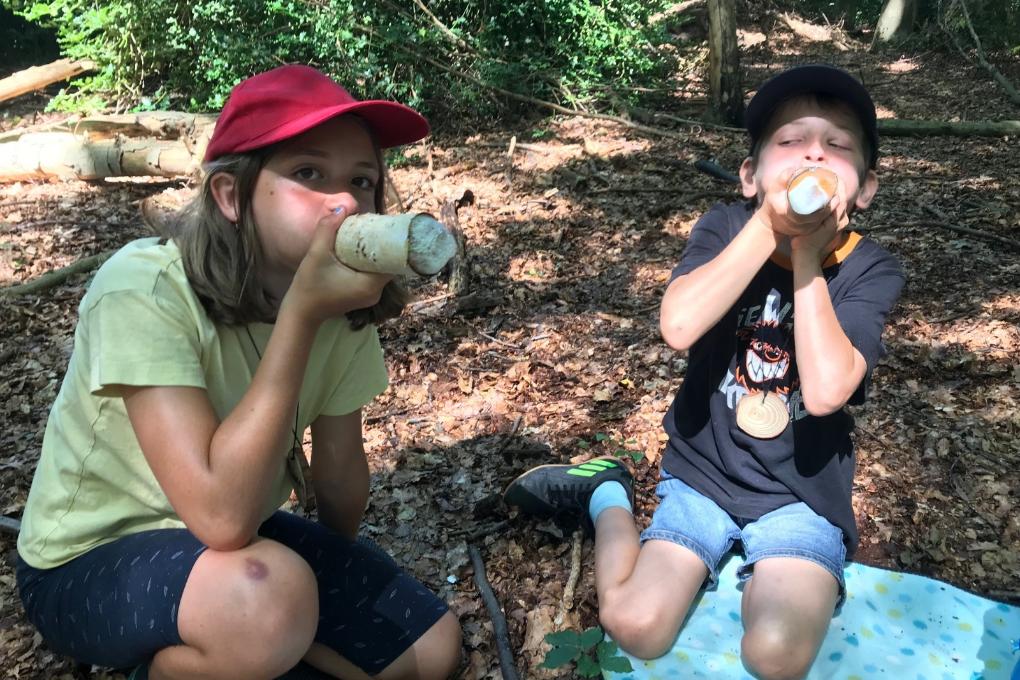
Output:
(0, 249), (116, 298)
(468, 545), (520, 680)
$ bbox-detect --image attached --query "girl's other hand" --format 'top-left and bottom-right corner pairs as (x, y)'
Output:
(285, 207), (393, 325)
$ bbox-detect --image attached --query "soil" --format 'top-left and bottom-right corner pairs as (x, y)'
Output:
(1, 14), (1018, 680)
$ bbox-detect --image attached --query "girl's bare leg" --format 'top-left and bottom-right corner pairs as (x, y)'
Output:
(149, 539), (318, 680)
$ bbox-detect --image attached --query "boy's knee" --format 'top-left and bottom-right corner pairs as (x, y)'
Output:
(740, 627), (814, 680)
(599, 593), (674, 660)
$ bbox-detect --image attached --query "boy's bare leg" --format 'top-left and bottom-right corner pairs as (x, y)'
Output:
(594, 508), (708, 660)
(740, 557), (838, 680)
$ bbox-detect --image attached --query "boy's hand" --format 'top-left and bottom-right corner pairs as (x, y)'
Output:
(756, 167), (834, 238)
(790, 193), (850, 262)
(286, 207), (393, 325)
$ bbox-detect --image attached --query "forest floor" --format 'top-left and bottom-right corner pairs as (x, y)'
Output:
(1, 12), (1018, 680)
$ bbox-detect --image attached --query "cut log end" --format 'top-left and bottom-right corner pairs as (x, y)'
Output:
(408, 215), (458, 275)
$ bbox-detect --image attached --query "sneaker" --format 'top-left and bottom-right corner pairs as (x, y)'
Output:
(503, 456), (633, 533)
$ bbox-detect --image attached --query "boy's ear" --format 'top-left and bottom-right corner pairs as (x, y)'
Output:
(739, 157), (758, 199)
(209, 172), (240, 223)
(854, 169), (879, 210)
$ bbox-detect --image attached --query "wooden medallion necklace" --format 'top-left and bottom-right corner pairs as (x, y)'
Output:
(244, 326), (316, 513)
(735, 334), (792, 439)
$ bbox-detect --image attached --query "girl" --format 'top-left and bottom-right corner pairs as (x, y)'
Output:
(15, 64), (461, 680)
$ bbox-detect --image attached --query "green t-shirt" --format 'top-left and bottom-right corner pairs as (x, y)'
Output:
(18, 237), (388, 569)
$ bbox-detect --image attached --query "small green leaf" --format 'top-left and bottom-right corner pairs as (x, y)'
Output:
(629, 450), (645, 462)
(600, 656), (635, 673)
(595, 639), (619, 659)
(579, 626), (604, 650)
(576, 653), (602, 677)
(545, 629), (582, 647)
(594, 433), (610, 442)
(540, 645), (581, 668)
(578, 439), (590, 449)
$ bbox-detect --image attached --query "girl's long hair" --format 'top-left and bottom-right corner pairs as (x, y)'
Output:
(156, 134), (408, 329)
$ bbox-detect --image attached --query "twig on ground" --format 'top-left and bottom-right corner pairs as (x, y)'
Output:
(363, 409), (409, 425)
(1, 249), (116, 298)
(921, 206), (1020, 251)
(409, 291), (456, 311)
(468, 544), (521, 680)
(453, 520), (510, 542)
(0, 516), (21, 536)
(494, 415), (524, 459)
(555, 529), (584, 626)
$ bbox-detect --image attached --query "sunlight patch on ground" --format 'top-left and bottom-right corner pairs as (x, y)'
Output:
(885, 58), (920, 74)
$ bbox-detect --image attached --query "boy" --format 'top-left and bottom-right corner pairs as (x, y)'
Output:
(504, 64), (904, 680)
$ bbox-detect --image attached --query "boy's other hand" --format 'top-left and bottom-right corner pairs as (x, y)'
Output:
(757, 167), (836, 238)
(790, 193), (850, 262)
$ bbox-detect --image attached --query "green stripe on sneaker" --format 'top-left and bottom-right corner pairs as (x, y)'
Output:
(566, 468), (598, 477)
(584, 459), (617, 469)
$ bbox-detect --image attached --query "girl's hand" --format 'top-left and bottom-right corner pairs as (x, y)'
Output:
(284, 207), (393, 325)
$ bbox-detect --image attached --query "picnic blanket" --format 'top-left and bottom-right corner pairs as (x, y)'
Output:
(605, 555), (1020, 680)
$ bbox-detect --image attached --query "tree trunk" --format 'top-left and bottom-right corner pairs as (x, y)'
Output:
(0, 58), (96, 103)
(706, 0), (743, 125)
(875, 0), (918, 43)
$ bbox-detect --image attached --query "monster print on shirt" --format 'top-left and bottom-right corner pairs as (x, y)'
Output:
(718, 288), (810, 423)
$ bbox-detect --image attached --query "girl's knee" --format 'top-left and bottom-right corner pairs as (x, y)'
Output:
(182, 541), (319, 674)
(413, 611), (462, 680)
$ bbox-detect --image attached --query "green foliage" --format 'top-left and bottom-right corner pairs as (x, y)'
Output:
(541, 626), (634, 677)
(4, 0), (677, 118)
(578, 432), (645, 463)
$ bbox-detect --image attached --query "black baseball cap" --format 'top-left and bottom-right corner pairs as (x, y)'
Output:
(745, 64), (879, 169)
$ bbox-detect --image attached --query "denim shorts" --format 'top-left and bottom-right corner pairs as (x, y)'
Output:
(640, 471), (847, 605)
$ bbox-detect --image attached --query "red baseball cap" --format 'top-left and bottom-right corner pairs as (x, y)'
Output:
(204, 64), (430, 162)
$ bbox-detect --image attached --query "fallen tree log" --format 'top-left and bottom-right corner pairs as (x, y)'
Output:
(0, 111), (217, 145)
(0, 58), (96, 103)
(878, 119), (1020, 136)
(1, 113), (1017, 183)
(0, 132), (203, 181)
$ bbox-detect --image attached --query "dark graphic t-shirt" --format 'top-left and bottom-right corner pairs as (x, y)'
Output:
(661, 202), (905, 557)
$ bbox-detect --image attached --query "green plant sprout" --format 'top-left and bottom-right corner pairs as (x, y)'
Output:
(577, 432), (644, 463)
(541, 626), (633, 677)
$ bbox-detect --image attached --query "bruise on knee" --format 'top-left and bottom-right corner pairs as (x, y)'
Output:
(245, 557), (269, 581)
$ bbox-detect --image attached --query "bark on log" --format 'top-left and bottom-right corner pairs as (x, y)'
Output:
(68, 112), (217, 141)
(0, 132), (203, 181)
(0, 58), (97, 103)
(0, 112), (217, 145)
(878, 119), (1020, 136)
